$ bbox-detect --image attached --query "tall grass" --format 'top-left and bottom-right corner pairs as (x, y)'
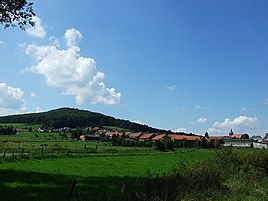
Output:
(128, 148), (268, 201)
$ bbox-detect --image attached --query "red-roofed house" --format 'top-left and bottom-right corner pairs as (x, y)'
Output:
(138, 133), (156, 142)
(231, 134), (243, 139)
(207, 136), (223, 142)
(106, 131), (118, 137)
(128, 132), (143, 139)
(168, 135), (202, 141)
(151, 134), (169, 141)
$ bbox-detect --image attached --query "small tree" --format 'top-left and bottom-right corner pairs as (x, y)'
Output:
(165, 140), (174, 151)
(154, 140), (166, 151)
(0, 0), (35, 29)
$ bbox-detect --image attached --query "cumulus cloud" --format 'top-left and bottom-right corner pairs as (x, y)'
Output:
(26, 16), (46, 38)
(0, 41), (6, 46)
(213, 116), (258, 130)
(25, 28), (121, 105)
(207, 128), (222, 134)
(132, 120), (146, 125)
(0, 83), (25, 108)
(197, 117), (207, 124)
(173, 127), (187, 133)
(166, 85), (176, 91)
(31, 92), (37, 98)
(65, 28), (82, 47)
(194, 104), (208, 110)
(35, 107), (43, 113)
(0, 83), (28, 116)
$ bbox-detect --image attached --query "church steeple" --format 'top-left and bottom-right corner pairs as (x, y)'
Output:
(229, 129), (234, 137)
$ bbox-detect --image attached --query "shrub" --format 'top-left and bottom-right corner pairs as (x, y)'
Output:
(127, 149), (268, 201)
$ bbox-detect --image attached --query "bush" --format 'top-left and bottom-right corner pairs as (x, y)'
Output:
(127, 149), (268, 201)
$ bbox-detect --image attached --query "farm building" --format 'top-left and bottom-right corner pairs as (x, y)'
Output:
(168, 135), (202, 141)
(223, 139), (253, 148)
(151, 134), (169, 141)
(138, 133), (156, 142)
(253, 141), (268, 149)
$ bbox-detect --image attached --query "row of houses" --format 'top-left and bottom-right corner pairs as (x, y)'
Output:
(80, 128), (268, 149)
(80, 130), (203, 143)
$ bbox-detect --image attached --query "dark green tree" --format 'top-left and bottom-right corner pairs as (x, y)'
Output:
(0, 0), (35, 29)
(154, 140), (166, 151)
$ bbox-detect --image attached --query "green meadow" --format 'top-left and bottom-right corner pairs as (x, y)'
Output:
(0, 150), (211, 201)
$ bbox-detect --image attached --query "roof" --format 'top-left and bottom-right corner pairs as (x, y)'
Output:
(169, 135), (201, 141)
(207, 136), (223, 142)
(231, 134), (243, 139)
(128, 132), (143, 138)
(151, 134), (167, 141)
(107, 131), (118, 136)
(138, 133), (156, 139)
(124, 132), (132, 136)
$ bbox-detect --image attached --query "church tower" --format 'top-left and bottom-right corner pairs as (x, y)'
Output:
(229, 129), (234, 137)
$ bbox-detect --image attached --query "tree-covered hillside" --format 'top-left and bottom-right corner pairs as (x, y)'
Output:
(0, 108), (168, 133)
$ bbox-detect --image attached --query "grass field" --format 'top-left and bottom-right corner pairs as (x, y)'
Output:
(0, 150), (211, 201)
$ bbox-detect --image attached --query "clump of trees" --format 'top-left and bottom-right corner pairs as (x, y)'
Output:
(0, 125), (17, 135)
(107, 134), (223, 151)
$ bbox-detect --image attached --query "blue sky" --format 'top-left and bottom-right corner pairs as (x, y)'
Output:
(1, 0), (268, 136)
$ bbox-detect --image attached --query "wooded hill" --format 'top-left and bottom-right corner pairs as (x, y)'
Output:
(0, 108), (169, 133)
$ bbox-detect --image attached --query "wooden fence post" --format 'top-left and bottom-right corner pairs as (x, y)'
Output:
(66, 179), (77, 200)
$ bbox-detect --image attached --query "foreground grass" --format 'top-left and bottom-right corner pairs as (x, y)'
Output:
(0, 149), (211, 201)
(132, 148), (268, 201)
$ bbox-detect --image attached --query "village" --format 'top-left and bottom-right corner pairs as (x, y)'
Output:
(77, 127), (268, 149)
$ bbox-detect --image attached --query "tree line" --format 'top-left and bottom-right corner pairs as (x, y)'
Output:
(102, 134), (224, 151)
(0, 107), (169, 133)
(0, 126), (17, 135)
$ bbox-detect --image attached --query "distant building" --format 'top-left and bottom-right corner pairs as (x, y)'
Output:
(223, 139), (253, 148)
(138, 133), (156, 142)
(168, 134), (202, 141)
(253, 141), (268, 149)
(151, 134), (169, 141)
(80, 135), (99, 141)
(264, 133), (268, 139)
(251, 135), (263, 142)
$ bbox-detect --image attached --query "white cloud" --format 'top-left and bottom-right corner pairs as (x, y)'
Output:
(0, 83), (25, 108)
(194, 104), (208, 110)
(25, 28), (121, 105)
(166, 85), (176, 91)
(265, 98), (268, 104)
(207, 128), (222, 134)
(26, 16), (46, 38)
(213, 116), (258, 130)
(241, 107), (246, 111)
(0, 83), (28, 116)
(35, 107), (43, 113)
(64, 28), (82, 47)
(49, 36), (61, 48)
(132, 120), (146, 125)
(0, 41), (6, 46)
(173, 127), (187, 133)
(197, 117), (207, 124)
(175, 105), (187, 111)
(31, 92), (37, 98)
